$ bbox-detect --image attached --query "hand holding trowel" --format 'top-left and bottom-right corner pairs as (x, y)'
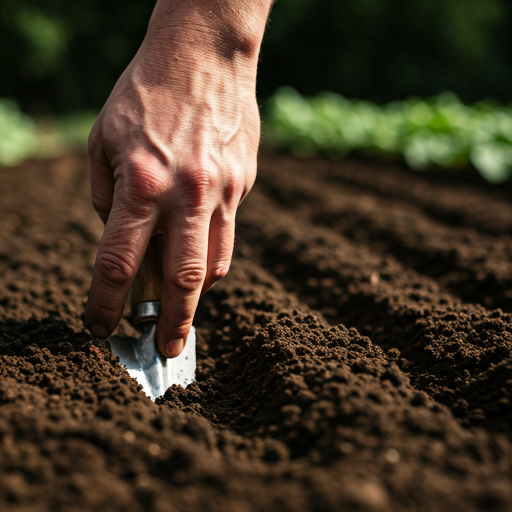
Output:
(108, 235), (196, 401)
(84, 0), (274, 399)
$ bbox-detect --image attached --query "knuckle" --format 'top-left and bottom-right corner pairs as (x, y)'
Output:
(210, 262), (231, 282)
(178, 165), (219, 209)
(95, 250), (137, 286)
(225, 165), (256, 206)
(223, 177), (243, 205)
(123, 156), (168, 203)
(171, 265), (206, 292)
(245, 165), (257, 192)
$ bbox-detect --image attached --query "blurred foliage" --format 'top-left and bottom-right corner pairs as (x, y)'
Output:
(0, 99), (96, 165)
(1, 0), (512, 114)
(0, 99), (38, 165)
(265, 87), (512, 183)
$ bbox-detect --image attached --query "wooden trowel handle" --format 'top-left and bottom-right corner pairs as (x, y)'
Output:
(131, 234), (164, 306)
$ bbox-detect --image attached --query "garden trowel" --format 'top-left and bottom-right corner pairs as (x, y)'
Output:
(108, 235), (196, 401)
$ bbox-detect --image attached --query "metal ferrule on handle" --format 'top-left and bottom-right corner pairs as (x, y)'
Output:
(132, 301), (161, 326)
(131, 234), (164, 325)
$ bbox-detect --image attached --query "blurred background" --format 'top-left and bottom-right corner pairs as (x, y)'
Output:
(1, 0), (512, 179)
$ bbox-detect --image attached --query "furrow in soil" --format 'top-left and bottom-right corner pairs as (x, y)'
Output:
(272, 155), (512, 236)
(257, 155), (512, 312)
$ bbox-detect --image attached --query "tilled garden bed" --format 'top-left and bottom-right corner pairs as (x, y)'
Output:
(1, 153), (512, 512)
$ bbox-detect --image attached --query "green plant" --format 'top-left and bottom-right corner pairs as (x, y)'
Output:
(0, 99), (38, 165)
(264, 87), (512, 183)
(0, 98), (96, 165)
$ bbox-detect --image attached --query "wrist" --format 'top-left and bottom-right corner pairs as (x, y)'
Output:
(144, 0), (271, 72)
(134, 31), (258, 102)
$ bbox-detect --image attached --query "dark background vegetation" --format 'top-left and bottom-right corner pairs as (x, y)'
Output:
(1, 0), (511, 114)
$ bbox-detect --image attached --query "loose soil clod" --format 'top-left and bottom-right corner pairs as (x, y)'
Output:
(1, 154), (512, 512)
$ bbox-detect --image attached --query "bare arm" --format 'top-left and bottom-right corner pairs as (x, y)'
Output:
(85, 0), (273, 357)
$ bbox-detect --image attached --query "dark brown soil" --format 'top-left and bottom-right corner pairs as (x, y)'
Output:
(1, 153), (512, 512)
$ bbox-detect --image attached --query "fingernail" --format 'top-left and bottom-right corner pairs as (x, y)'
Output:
(164, 338), (184, 358)
(88, 323), (109, 339)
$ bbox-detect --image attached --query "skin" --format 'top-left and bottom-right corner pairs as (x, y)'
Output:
(85, 0), (273, 358)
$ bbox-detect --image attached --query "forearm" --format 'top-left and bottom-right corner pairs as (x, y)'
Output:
(142, 0), (273, 82)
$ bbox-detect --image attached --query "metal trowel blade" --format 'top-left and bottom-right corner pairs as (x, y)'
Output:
(108, 325), (196, 401)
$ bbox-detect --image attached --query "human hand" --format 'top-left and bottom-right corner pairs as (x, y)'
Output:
(85, 0), (272, 357)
